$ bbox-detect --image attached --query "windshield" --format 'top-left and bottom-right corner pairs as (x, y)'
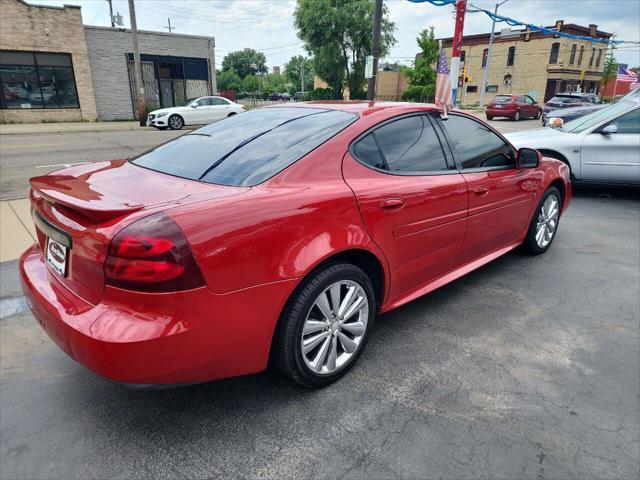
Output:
(562, 99), (639, 133)
(183, 97), (199, 106)
(132, 107), (357, 186)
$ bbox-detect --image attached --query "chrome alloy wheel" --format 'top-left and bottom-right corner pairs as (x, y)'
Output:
(536, 194), (560, 248)
(301, 280), (369, 375)
(169, 115), (183, 129)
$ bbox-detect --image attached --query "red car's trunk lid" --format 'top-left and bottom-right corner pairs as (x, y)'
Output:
(30, 159), (248, 304)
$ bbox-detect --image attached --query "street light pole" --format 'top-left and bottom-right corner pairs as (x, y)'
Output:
(128, 0), (146, 126)
(479, 0), (508, 107)
(367, 0), (383, 101)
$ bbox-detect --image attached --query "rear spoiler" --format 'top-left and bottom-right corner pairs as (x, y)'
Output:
(30, 174), (144, 223)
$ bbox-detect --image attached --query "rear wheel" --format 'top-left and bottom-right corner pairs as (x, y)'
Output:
(486, 114), (494, 120)
(513, 110), (521, 121)
(522, 187), (562, 255)
(168, 114), (184, 130)
(273, 263), (375, 388)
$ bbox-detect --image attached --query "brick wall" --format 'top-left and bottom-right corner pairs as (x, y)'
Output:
(0, 0), (97, 123)
(84, 27), (215, 120)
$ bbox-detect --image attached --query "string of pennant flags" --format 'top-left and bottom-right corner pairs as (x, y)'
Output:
(407, 0), (640, 45)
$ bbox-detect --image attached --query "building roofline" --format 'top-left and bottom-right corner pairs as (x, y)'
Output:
(15, 0), (80, 10)
(438, 23), (612, 44)
(83, 25), (215, 44)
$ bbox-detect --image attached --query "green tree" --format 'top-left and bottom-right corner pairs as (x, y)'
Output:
(217, 70), (242, 92)
(222, 48), (268, 79)
(601, 45), (618, 93)
(284, 55), (314, 93)
(402, 27), (439, 91)
(263, 73), (288, 94)
(242, 74), (261, 93)
(295, 0), (396, 99)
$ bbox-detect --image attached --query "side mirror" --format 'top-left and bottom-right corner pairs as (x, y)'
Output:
(601, 124), (617, 135)
(517, 148), (540, 168)
(190, 103), (198, 108)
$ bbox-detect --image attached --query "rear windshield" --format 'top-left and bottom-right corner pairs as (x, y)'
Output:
(132, 107), (357, 186)
(549, 96), (581, 103)
(493, 95), (513, 102)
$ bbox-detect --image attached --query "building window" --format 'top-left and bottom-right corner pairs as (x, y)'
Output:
(486, 85), (498, 93)
(460, 50), (466, 63)
(596, 49), (603, 68)
(482, 48), (489, 68)
(589, 47), (595, 67)
(549, 43), (560, 64)
(466, 85), (478, 93)
(569, 44), (577, 64)
(0, 51), (79, 109)
(507, 46), (515, 67)
(577, 45), (584, 65)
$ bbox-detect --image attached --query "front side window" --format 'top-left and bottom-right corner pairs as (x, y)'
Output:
(133, 107), (356, 186)
(549, 43), (560, 64)
(194, 97), (211, 106)
(0, 50), (78, 109)
(442, 115), (515, 169)
(563, 101), (637, 133)
(354, 115), (448, 173)
(569, 44), (577, 64)
(608, 108), (640, 134)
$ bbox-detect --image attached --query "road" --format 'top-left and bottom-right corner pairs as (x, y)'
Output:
(1, 187), (638, 479)
(0, 117), (539, 201)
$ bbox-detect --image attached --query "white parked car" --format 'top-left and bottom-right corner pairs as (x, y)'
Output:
(146, 96), (245, 130)
(506, 98), (640, 185)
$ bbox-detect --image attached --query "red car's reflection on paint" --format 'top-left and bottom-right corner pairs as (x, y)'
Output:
(20, 102), (571, 388)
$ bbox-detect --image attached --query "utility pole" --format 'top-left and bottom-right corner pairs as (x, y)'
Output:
(164, 18), (173, 33)
(367, 0), (383, 101)
(301, 59), (305, 96)
(479, 0), (509, 107)
(107, 0), (114, 27)
(450, 0), (467, 106)
(128, 0), (146, 126)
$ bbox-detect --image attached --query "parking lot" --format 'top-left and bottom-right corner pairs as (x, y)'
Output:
(0, 116), (638, 479)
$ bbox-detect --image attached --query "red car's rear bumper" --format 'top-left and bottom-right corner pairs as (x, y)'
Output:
(19, 245), (297, 385)
(486, 106), (516, 117)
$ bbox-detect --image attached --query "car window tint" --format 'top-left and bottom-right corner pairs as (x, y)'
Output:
(611, 108), (640, 134)
(443, 115), (515, 169)
(133, 108), (356, 186)
(210, 98), (228, 105)
(371, 115), (447, 173)
(195, 98), (210, 106)
(353, 134), (385, 169)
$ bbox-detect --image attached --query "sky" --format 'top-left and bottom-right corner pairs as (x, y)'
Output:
(33, 0), (640, 70)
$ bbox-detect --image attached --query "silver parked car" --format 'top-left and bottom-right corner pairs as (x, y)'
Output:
(506, 98), (640, 185)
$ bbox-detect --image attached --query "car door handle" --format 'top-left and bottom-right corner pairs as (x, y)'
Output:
(472, 187), (489, 196)
(380, 197), (405, 210)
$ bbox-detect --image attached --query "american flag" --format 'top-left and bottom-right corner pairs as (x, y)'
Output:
(435, 49), (452, 112)
(617, 65), (639, 82)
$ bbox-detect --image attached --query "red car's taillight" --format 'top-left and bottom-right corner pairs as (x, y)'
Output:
(105, 212), (205, 292)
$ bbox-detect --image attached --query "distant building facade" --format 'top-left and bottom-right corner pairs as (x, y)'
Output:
(272, 66), (281, 75)
(439, 21), (612, 104)
(1, 0), (216, 123)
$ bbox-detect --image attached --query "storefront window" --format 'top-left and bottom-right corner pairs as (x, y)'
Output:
(0, 51), (79, 109)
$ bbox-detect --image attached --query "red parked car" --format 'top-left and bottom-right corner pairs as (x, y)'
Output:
(20, 102), (571, 388)
(486, 94), (542, 121)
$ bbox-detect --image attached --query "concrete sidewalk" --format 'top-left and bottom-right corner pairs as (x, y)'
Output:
(0, 198), (35, 262)
(0, 121), (149, 135)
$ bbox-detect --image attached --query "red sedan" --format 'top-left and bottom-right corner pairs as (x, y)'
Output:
(486, 94), (542, 121)
(20, 102), (571, 388)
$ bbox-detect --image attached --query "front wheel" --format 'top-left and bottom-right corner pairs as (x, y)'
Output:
(534, 109), (541, 120)
(273, 263), (376, 388)
(168, 114), (184, 130)
(522, 187), (562, 255)
(486, 114), (494, 120)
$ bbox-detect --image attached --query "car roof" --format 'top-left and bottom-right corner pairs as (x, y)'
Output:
(553, 93), (594, 97)
(267, 101), (440, 117)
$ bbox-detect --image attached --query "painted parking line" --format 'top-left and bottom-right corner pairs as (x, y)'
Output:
(0, 143), (68, 149)
(36, 162), (90, 169)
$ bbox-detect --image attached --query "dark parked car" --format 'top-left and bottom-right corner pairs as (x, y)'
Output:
(543, 88), (639, 126)
(486, 94), (542, 121)
(542, 93), (601, 121)
(268, 92), (284, 101)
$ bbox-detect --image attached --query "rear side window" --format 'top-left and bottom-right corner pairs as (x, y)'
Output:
(352, 115), (448, 173)
(132, 107), (356, 186)
(442, 115), (515, 169)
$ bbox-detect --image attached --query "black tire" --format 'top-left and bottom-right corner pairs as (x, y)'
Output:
(522, 186), (562, 255)
(513, 110), (521, 121)
(168, 114), (184, 130)
(157, 126), (168, 131)
(227, 112), (237, 118)
(486, 114), (494, 120)
(534, 109), (541, 120)
(273, 262), (376, 388)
